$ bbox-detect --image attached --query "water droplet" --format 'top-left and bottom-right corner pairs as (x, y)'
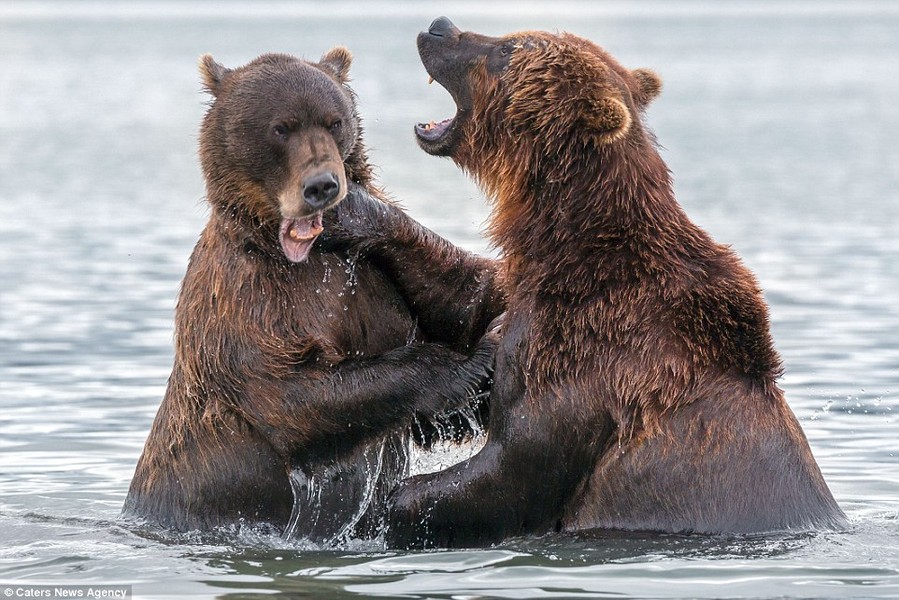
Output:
(344, 254), (359, 289)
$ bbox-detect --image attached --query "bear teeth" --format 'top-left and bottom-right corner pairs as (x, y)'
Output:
(288, 226), (317, 241)
(428, 76), (434, 85)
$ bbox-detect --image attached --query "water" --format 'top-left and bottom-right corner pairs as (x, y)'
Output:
(1, 1), (898, 597)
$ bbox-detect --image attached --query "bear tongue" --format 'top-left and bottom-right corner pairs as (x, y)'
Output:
(279, 212), (324, 263)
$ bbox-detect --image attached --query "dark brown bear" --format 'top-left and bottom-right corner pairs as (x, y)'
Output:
(376, 18), (845, 548)
(122, 49), (503, 540)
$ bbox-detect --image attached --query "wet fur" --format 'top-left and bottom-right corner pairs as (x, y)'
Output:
(385, 26), (845, 548)
(123, 51), (502, 538)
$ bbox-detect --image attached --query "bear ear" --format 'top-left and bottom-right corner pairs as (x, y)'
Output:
(319, 46), (353, 83)
(631, 68), (662, 107)
(587, 97), (632, 144)
(199, 54), (229, 97)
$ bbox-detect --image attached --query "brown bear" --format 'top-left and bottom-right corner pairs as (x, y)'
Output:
(122, 48), (504, 541)
(359, 17), (845, 548)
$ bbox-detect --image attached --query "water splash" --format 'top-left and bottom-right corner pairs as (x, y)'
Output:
(282, 438), (399, 547)
(409, 394), (489, 476)
(330, 441), (386, 546)
(283, 469), (323, 542)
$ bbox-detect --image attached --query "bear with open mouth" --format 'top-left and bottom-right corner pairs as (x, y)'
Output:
(366, 17), (845, 548)
(123, 48), (505, 541)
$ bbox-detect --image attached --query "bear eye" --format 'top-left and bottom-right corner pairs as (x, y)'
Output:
(500, 43), (512, 56)
(272, 124), (289, 140)
(329, 119), (343, 134)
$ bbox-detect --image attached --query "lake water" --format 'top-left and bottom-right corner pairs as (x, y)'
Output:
(1, 1), (898, 598)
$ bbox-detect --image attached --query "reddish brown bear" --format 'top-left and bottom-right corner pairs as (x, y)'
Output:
(123, 49), (503, 540)
(374, 18), (846, 548)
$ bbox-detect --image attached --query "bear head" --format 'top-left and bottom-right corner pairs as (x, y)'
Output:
(199, 49), (359, 263)
(414, 17), (662, 202)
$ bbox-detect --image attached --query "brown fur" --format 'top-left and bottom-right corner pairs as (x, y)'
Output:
(383, 21), (844, 548)
(123, 50), (503, 538)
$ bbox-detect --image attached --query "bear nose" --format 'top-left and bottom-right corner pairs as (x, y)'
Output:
(428, 16), (456, 37)
(303, 171), (340, 209)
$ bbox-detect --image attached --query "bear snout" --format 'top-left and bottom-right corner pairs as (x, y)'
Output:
(427, 16), (458, 38)
(303, 171), (341, 210)
(278, 127), (348, 219)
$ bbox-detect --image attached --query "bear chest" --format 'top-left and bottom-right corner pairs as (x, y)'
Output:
(284, 252), (418, 357)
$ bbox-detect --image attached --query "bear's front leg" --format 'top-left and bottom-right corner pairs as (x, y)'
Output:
(386, 441), (508, 549)
(385, 415), (590, 548)
(386, 377), (616, 549)
(321, 184), (505, 351)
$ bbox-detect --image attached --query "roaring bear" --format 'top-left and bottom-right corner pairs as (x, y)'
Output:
(122, 49), (504, 540)
(351, 17), (845, 548)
